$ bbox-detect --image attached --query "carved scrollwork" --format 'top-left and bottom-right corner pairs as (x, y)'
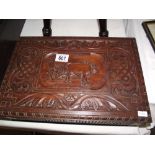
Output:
(6, 47), (42, 93)
(33, 39), (107, 50)
(14, 93), (128, 112)
(109, 48), (137, 97)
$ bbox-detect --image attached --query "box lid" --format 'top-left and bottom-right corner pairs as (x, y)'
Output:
(0, 37), (152, 126)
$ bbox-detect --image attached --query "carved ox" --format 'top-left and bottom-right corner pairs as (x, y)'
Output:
(40, 53), (106, 90)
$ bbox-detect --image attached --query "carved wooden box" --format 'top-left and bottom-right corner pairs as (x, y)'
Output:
(0, 37), (152, 126)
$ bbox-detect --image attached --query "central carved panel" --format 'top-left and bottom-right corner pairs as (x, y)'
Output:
(37, 52), (106, 90)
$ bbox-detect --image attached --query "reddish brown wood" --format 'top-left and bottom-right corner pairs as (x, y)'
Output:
(0, 37), (152, 126)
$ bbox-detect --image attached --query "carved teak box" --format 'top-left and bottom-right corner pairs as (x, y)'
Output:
(0, 37), (152, 126)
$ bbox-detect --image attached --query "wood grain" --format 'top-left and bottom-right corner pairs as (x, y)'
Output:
(0, 37), (152, 126)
